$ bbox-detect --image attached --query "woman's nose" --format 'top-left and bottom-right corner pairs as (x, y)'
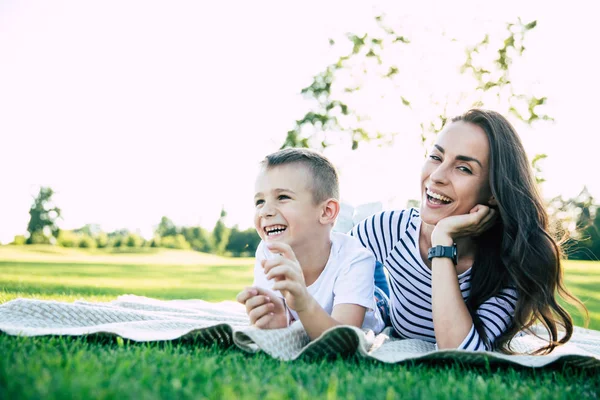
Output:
(430, 163), (450, 184)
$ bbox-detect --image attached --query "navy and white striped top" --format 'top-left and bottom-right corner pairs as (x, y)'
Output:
(350, 208), (518, 351)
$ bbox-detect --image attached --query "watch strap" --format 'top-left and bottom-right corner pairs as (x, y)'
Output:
(427, 244), (457, 265)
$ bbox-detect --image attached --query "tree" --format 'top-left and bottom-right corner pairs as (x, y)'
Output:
(226, 226), (260, 257)
(155, 216), (178, 238)
(212, 208), (231, 255)
(181, 226), (213, 253)
(282, 16), (549, 151)
(26, 186), (61, 244)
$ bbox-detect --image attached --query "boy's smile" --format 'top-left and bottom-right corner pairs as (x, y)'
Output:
(254, 163), (323, 249)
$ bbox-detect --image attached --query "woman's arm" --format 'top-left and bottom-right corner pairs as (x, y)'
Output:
(431, 206), (515, 350)
(429, 249), (475, 349)
(432, 255), (516, 351)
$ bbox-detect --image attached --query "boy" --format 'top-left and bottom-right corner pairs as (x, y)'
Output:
(236, 148), (384, 340)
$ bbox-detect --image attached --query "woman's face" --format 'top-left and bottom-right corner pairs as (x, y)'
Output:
(420, 120), (493, 226)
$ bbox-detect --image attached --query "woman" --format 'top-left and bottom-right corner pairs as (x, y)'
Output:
(352, 109), (586, 354)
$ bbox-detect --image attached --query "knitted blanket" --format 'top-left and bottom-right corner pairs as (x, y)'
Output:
(1, 295), (599, 370)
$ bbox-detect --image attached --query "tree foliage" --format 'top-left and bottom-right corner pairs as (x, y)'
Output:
(226, 226), (261, 257)
(26, 187), (61, 244)
(282, 15), (549, 151)
(212, 208), (231, 255)
(548, 187), (600, 260)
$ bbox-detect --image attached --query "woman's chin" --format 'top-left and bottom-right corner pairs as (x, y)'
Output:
(420, 201), (456, 225)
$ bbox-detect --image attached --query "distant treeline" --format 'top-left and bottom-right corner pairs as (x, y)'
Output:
(10, 187), (259, 257)
(8, 186), (600, 260)
(12, 214), (260, 257)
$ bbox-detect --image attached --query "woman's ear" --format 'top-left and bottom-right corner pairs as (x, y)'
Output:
(320, 198), (340, 225)
(488, 196), (498, 207)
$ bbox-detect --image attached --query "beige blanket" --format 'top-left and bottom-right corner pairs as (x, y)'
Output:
(1, 295), (599, 370)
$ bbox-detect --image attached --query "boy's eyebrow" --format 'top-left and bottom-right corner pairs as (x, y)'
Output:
(434, 144), (483, 168)
(253, 188), (296, 199)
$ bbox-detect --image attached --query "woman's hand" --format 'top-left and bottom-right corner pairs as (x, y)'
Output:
(262, 242), (313, 313)
(432, 204), (497, 245)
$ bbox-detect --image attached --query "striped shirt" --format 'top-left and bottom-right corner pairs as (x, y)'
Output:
(350, 208), (518, 351)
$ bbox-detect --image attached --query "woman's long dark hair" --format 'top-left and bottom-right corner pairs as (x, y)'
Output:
(455, 109), (588, 354)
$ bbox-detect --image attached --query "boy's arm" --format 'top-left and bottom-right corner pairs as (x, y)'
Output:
(296, 301), (366, 340)
(236, 241), (289, 329)
(262, 242), (367, 340)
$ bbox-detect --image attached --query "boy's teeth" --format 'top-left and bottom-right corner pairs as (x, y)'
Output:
(265, 225), (287, 236)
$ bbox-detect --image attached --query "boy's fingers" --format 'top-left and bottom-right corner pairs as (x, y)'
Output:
(236, 287), (258, 304)
(245, 295), (271, 311)
(272, 280), (296, 294)
(254, 313), (274, 329)
(248, 303), (275, 324)
(262, 257), (293, 274)
(265, 242), (297, 262)
(266, 265), (298, 282)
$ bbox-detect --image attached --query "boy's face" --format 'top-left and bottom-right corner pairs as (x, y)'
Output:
(254, 163), (324, 249)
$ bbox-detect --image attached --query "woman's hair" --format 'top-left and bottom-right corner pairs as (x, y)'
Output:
(453, 109), (588, 354)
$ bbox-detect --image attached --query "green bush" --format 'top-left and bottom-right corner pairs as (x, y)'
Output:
(95, 232), (109, 249)
(11, 235), (27, 246)
(28, 231), (51, 245)
(57, 230), (79, 248)
(125, 234), (144, 248)
(78, 235), (97, 249)
(160, 234), (191, 250)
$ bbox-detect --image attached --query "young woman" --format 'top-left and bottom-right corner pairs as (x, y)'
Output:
(352, 109), (586, 354)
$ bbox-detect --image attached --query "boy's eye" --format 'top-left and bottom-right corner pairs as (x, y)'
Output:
(278, 195), (290, 200)
(255, 199), (264, 206)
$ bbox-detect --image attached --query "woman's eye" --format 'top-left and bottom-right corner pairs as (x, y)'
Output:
(255, 199), (264, 206)
(429, 155), (441, 162)
(458, 166), (472, 174)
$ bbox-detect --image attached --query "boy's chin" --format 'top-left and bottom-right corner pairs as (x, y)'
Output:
(263, 235), (289, 245)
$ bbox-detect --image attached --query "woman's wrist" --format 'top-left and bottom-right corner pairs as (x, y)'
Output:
(431, 229), (454, 246)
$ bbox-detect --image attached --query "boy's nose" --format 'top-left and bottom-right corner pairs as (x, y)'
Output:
(259, 202), (276, 217)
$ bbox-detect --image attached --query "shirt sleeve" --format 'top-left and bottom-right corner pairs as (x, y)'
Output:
(456, 288), (518, 351)
(251, 241), (273, 290)
(349, 209), (407, 265)
(332, 246), (377, 310)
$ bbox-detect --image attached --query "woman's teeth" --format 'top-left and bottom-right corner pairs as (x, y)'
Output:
(426, 189), (452, 204)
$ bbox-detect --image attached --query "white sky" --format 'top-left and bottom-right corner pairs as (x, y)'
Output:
(1, 0), (599, 243)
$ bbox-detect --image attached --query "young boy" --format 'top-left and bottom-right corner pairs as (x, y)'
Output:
(236, 148), (384, 340)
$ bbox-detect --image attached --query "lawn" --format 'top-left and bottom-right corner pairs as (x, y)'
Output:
(1, 245), (599, 399)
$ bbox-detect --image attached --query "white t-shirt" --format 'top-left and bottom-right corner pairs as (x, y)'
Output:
(252, 231), (384, 334)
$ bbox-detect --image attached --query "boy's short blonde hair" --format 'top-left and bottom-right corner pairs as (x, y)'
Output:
(262, 148), (339, 204)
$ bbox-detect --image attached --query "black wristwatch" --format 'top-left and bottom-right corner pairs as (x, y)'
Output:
(427, 244), (458, 265)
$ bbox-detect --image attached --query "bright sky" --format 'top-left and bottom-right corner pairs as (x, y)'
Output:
(1, 0), (599, 243)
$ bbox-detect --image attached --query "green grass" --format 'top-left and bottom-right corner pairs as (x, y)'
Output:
(1, 245), (599, 399)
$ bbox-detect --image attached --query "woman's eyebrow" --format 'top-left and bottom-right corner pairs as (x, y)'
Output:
(434, 144), (482, 168)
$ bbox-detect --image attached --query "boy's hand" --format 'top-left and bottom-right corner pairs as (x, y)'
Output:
(263, 242), (312, 313)
(236, 287), (288, 329)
